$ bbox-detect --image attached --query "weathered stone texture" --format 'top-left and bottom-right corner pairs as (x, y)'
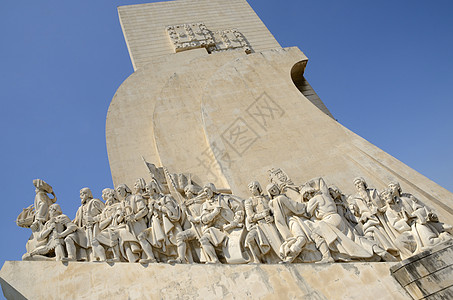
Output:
(391, 240), (453, 300)
(118, 0), (280, 70)
(106, 44), (453, 225)
(0, 261), (410, 299)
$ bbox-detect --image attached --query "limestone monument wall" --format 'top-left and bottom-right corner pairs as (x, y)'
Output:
(107, 0), (453, 223)
(390, 240), (453, 299)
(0, 261), (408, 299)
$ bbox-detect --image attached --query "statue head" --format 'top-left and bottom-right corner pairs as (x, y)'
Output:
(146, 181), (161, 197)
(388, 181), (402, 197)
(33, 179), (53, 194)
(300, 186), (317, 202)
(202, 183), (217, 199)
(184, 184), (198, 199)
(80, 187), (93, 204)
(49, 203), (62, 218)
(380, 189), (394, 205)
(116, 184), (131, 200)
(353, 177), (367, 191)
(102, 188), (118, 206)
(266, 183), (280, 199)
(349, 203), (360, 217)
(328, 185), (342, 200)
(133, 178), (147, 194)
(248, 181), (262, 196)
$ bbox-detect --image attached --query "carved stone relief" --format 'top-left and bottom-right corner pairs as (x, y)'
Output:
(166, 23), (251, 54)
(17, 166), (452, 264)
(166, 23), (215, 53)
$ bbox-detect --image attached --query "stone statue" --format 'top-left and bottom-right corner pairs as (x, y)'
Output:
(31, 179), (57, 229)
(199, 183), (245, 264)
(19, 179), (57, 259)
(72, 187), (105, 261)
(244, 181), (281, 263)
(381, 185), (452, 258)
(138, 180), (182, 263)
(169, 184), (206, 264)
(267, 183), (318, 263)
(116, 181), (148, 262)
(27, 204), (82, 262)
(350, 177), (398, 256)
(329, 185), (355, 226)
(304, 178), (395, 263)
(17, 172), (453, 266)
(92, 188), (123, 262)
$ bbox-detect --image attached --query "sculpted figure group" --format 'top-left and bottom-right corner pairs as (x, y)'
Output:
(18, 170), (452, 264)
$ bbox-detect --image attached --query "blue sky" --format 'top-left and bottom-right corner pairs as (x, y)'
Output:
(0, 0), (452, 270)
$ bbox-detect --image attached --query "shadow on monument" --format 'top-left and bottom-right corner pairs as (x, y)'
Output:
(0, 278), (27, 300)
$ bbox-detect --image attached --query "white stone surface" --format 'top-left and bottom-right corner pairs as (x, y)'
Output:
(118, 0), (280, 70)
(0, 261), (410, 299)
(106, 45), (453, 226)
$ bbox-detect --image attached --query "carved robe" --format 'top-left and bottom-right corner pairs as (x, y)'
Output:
(73, 198), (105, 233)
(34, 191), (56, 223)
(73, 198), (105, 252)
(352, 190), (397, 254)
(308, 179), (375, 260)
(122, 194), (148, 238)
(94, 203), (123, 248)
(116, 194), (148, 260)
(200, 194), (244, 247)
(145, 194), (182, 254)
(269, 194), (307, 240)
(31, 214), (82, 259)
(245, 195), (281, 256)
(382, 201), (416, 258)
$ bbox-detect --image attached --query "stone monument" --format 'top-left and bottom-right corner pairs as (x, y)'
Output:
(2, 0), (453, 299)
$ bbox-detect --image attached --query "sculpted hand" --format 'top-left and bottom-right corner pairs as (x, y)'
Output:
(223, 221), (238, 231)
(187, 215), (200, 224)
(126, 214), (136, 222)
(265, 215), (274, 223)
(377, 206), (387, 213)
(223, 224), (233, 231)
(30, 221), (39, 232)
(161, 207), (169, 215)
(85, 216), (95, 227)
